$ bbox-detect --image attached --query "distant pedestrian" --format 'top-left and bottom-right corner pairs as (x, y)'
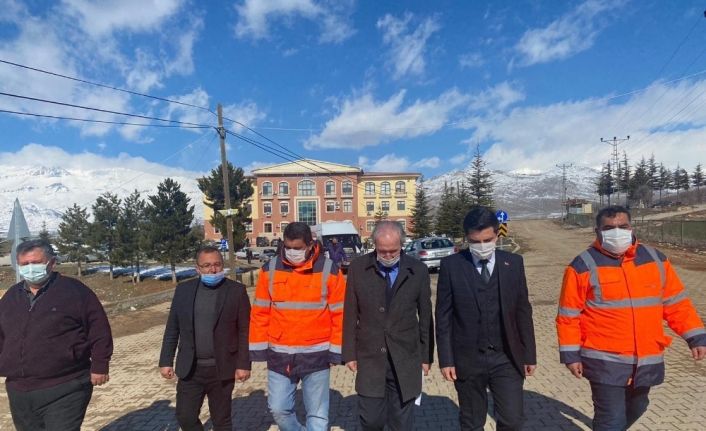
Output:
(250, 222), (345, 431)
(557, 205), (706, 430)
(0, 239), (113, 431)
(246, 248), (253, 264)
(343, 221), (434, 430)
(326, 237), (346, 266)
(159, 245), (251, 431)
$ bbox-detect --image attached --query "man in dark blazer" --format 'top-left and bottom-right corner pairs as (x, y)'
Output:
(343, 220), (434, 431)
(159, 245), (251, 431)
(436, 207), (537, 431)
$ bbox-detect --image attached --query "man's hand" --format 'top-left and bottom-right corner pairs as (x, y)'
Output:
(524, 364), (537, 377)
(566, 362), (583, 378)
(441, 366), (457, 382)
(160, 367), (175, 379)
(91, 373), (109, 386)
(422, 363), (430, 376)
(235, 369), (251, 382)
(691, 346), (706, 360)
(346, 361), (357, 372)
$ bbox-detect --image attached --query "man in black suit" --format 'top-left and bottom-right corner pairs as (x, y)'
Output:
(343, 220), (434, 430)
(159, 245), (251, 431)
(436, 207), (537, 430)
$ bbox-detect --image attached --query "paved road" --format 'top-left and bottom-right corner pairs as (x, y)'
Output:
(1, 219), (705, 430)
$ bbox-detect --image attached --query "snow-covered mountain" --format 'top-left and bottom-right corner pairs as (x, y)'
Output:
(0, 164), (204, 235)
(425, 164), (599, 219)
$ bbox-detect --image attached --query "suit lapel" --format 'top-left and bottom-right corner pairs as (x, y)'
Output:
(214, 282), (230, 326)
(459, 250), (482, 312)
(186, 279), (199, 334)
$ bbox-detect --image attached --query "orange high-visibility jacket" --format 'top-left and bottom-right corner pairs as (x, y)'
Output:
(557, 240), (706, 387)
(249, 243), (346, 379)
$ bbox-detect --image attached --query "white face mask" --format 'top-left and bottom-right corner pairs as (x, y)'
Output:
(285, 248), (307, 264)
(377, 254), (400, 268)
(468, 241), (496, 260)
(600, 228), (633, 255)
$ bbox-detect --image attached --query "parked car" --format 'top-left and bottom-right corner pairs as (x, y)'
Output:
(259, 248), (278, 263)
(235, 247), (260, 259)
(405, 237), (456, 271)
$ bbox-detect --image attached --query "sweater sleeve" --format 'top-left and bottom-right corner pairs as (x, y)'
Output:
(84, 289), (114, 374)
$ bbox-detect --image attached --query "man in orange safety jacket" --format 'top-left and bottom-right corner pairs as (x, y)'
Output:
(249, 222), (345, 431)
(557, 205), (706, 430)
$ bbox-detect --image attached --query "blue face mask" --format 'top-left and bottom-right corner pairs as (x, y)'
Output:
(19, 263), (50, 285)
(201, 271), (225, 287)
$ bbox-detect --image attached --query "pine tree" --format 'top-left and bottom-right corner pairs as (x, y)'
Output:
(89, 192), (122, 279)
(57, 204), (91, 277)
(647, 154), (658, 191)
(656, 163), (672, 202)
(692, 163), (704, 203)
(673, 165), (690, 201)
(435, 183), (464, 240)
(409, 178), (432, 238)
(596, 163), (614, 205)
(114, 190), (147, 284)
(467, 145), (495, 207)
(39, 221), (51, 242)
(374, 207), (388, 224)
(629, 157), (652, 205)
(618, 151), (630, 205)
(197, 163), (254, 250)
(145, 178), (199, 284)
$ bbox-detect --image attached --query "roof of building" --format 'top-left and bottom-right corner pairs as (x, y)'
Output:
(362, 172), (421, 178)
(251, 159), (362, 176)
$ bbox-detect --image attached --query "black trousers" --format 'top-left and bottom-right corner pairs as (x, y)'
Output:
(590, 381), (651, 431)
(6, 375), (93, 431)
(454, 350), (524, 431)
(358, 356), (416, 431)
(176, 364), (235, 431)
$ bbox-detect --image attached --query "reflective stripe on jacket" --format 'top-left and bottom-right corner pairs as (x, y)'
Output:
(249, 243), (345, 379)
(557, 240), (706, 387)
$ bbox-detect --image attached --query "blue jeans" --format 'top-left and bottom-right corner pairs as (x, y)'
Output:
(590, 381), (651, 431)
(267, 368), (330, 431)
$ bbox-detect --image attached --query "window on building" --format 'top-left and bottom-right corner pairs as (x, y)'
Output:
(326, 201), (336, 212)
(395, 181), (406, 193)
(342, 181), (353, 195)
(343, 200), (352, 212)
(366, 221), (376, 232)
(213, 226), (220, 234)
(262, 181), (273, 196)
(397, 201), (405, 211)
(366, 201), (375, 212)
(397, 220), (406, 232)
(280, 222), (289, 231)
(264, 222), (273, 233)
(297, 200), (317, 225)
(325, 180), (335, 196)
(245, 222), (252, 232)
(381, 201), (390, 211)
(279, 181), (289, 196)
(380, 182), (391, 195)
(298, 179), (315, 196)
(365, 182), (375, 196)
(280, 201), (289, 214)
(263, 202), (272, 214)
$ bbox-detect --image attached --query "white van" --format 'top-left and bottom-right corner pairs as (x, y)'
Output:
(312, 221), (364, 272)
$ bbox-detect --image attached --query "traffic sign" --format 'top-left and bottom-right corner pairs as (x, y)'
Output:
(218, 208), (236, 217)
(496, 210), (508, 223)
(498, 223), (508, 237)
(220, 239), (228, 251)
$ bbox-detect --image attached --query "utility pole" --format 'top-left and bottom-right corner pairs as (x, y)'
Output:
(600, 136), (629, 204)
(556, 163), (572, 219)
(217, 104), (236, 274)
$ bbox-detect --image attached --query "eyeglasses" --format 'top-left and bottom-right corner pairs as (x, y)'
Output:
(198, 262), (224, 270)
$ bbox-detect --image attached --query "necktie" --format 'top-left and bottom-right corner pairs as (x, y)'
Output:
(480, 259), (491, 283)
(384, 268), (393, 309)
(384, 268), (392, 289)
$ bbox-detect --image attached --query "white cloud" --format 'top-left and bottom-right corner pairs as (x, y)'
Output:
(460, 78), (706, 172)
(449, 153), (469, 165)
(234, 0), (355, 44)
(413, 157), (440, 169)
(515, 0), (624, 66)
(0, 143), (199, 178)
(459, 52), (485, 69)
(468, 82), (525, 112)
(243, 160), (272, 175)
(377, 12), (440, 79)
(62, 0), (184, 37)
(305, 88), (468, 149)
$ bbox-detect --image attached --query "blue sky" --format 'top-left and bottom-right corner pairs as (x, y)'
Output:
(1, 0), (706, 178)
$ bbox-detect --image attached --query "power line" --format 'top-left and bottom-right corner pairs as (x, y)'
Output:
(556, 163), (572, 218)
(0, 90), (212, 128)
(0, 58), (215, 115)
(0, 108), (211, 129)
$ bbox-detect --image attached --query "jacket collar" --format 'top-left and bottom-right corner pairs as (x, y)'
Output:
(591, 238), (639, 261)
(281, 241), (322, 271)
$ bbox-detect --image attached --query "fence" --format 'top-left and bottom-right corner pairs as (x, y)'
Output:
(565, 213), (593, 228)
(632, 219), (706, 248)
